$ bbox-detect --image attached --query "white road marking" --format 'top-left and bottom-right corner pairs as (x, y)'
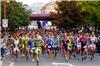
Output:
(32, 59), (35, 62)
(52, 62), (74, 66)
(9, 62), (14, 66)
(0, 61), (3, 66)
(0, 60), (14, 66)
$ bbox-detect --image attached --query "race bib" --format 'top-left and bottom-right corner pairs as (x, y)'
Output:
(48, 46), (51, 48)
(83, 46), (86, 48)
(77, 44), (81, 48)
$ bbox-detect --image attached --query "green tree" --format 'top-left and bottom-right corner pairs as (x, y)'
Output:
(1, 1), (32, 30)
(78, 1), (100, 29)
(50, 1), (83, 29)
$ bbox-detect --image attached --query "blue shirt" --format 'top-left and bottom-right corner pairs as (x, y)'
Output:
(54, 38), (58, 44)
(42, 36), (46, 42)
(29, 38), (33, 47)
(48, 38), (53, 46)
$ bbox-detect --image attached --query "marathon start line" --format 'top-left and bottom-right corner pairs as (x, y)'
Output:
(52, 62), (74, 66)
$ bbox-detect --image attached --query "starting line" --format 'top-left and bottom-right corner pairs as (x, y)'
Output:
(52, 62), (74, 66)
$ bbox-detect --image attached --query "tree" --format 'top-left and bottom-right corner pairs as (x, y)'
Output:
(51, 1), (100, 30)
(50, 1), (83, 30)
(78, 1), (100, 29)
(1, 1), (32, 30)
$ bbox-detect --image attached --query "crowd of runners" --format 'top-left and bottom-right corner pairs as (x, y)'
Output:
(1, 28), (100, 65)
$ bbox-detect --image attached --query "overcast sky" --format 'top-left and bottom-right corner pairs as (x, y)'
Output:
(16, 0), (51, 5)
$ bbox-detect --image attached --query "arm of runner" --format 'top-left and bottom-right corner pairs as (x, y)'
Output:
(40, 38), (44, 46)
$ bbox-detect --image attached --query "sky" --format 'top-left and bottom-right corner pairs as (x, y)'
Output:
(16, 0), (51, 6)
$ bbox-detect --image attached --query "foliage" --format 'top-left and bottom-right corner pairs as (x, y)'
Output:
(50, 1), (83, 29)
(78, 1), (100, 29)
(51, 1), (100, 30)
(1, 1), (32, 30)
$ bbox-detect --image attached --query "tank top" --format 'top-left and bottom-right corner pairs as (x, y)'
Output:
(14, 40), (19, 48)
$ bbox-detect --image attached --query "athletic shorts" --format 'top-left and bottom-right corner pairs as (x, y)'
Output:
(90, 44), (96, 48)
(68, 47), (73, 50)
(73, 43), (77, 48)
(77, 44), (81, 48)
(52, 45), (58, 50)
(47, 45), (52, 50)
(35, 47), (41, 54)
(63, 44), (68, 52)
(30, 47), (35, 53)
(13, 47), (19, 52)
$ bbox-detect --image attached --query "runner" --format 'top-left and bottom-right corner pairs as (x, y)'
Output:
(46, 34), (53, 58)
(80, 33), (89, 61)
(34, 33), (44, 65)
(76, 34), (81, 60)
(68, 33), (73, 59)
(2, 28), (100, 63)
(89, 32), (96, 60)
(62, 33), (69, 62)
(13, 36), (19, 61)
(52, 35), (59, 59)
(42, 34), (47, 55)
(24, 34), (30, 61)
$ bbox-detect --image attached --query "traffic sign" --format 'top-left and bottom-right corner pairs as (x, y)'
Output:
(2, 19), (8, 27)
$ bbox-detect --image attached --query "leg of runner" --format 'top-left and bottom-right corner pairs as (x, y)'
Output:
(26, 48), (30, 61)
(53, 49), (57, 59)
(1, 47), (5, 60)
(64, 50), (68, 62)
(14, 50), (18, 61)
(73, 44), (77, 59)
(47, 49), (51, 58)
(41, 45), (45, 55)
(35, 47), (41, 66)
(81, 47), (84, 61)
(84, 46), (88, 60)
(76, 47), (81, 60)
(90, 45), (96, 60)
(62, 43), (68, 62)
(36, 52), (39, 66)
(47, 45), (52, 58)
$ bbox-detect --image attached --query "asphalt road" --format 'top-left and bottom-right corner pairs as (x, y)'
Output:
(0, 52), (100, 66)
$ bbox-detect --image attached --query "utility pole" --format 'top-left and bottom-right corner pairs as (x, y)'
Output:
(4, 0), (6, 33)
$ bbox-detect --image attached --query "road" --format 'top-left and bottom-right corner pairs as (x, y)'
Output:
(0, 52), (100, 66)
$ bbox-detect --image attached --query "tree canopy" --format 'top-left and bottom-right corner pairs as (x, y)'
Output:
(51, 1), (83, 29)
(78, 1), (100, 29)
(1, 1), (32, 30)
(51, 1), (100, 30)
